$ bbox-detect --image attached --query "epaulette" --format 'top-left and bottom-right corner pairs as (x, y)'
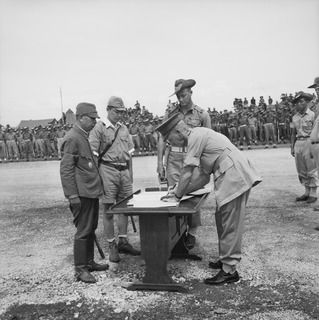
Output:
(193, 105), (205, 114)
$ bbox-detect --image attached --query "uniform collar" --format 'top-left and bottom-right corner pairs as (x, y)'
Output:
(104, 118), (123, 129)
(297, 108), (310, 117)
(74, 124), (89, 137)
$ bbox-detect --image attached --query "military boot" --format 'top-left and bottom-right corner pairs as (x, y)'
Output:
(87, 234), (109, 272)
(74, 239), (96, 283)
(108, 240), (120, 263)
(118, 237), (140, 256)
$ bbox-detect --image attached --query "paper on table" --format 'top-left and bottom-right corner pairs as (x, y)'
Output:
(127, 191), (179, 208)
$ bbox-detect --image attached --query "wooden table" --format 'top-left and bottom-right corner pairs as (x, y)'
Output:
(106, 189), (209, 293)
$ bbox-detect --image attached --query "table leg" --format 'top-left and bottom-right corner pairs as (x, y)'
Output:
(126, 213), (188, 293)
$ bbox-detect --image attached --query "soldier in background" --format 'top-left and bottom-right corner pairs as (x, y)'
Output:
(129, 120), (141, 154)
(248, 111), (258, 145)
(157, 78), (211, 249)
(144, 118), (156, 153)
(262, 109), (277, 148)
(56, 124), (66, 159)
(227, 113), (238, 146)
(22, 127), (34, 161)
(238, 111), (251, 150)
(138, 120), (147, 153)
(291, 92), (318, 204)
(0, 126), (7, 161)
(5, 128), (19, 160)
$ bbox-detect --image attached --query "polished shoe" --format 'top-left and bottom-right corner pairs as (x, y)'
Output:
(88, 260), (109, 272)
(296, 194), (309, 201)
(306, 196), (317, 204)
(108, 240), (120, 262)
(204, 270), (239, 285)
(75, 267), (97, 283)
(208, 260), (223, 269)
(118, 238), (141, 256)
(185, 233), (196, 250)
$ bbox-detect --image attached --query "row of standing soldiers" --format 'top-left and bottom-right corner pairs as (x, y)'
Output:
(208, 101), (294, 149)
(0, 125), (69, 161)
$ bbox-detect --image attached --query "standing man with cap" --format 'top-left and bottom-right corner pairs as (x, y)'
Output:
(158, 114), (261, 285)
(308, 78), (319, 215)
(308, 77), (319, 118)
(89, 96), (140, 264)
(157, 79), (211, 249)
(60, 102), (108, 284)
(291, 92), (319, 203)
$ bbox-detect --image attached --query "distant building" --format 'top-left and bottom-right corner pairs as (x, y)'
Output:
(18, 118), (57, 128)
(65, 108), (76, 125)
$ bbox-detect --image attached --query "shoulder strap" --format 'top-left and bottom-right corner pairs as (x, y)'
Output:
(98, 125), (121, 164)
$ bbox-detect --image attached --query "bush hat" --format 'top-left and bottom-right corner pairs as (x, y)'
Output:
(170, 79), (196, 97)
(308, 77), (319, 89)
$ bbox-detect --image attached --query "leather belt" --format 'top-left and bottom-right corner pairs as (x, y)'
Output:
(100, 160), (128, 171)
(131, 134), (138, 137)
(311, 141), (319, 144)
(297, 136), (310, 140)
(170, 146), (188, 153)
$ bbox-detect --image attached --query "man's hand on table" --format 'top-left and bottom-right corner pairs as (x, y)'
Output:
(160, 193), (181, 203)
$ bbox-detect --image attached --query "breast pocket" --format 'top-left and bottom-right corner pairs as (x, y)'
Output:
(186, 118), (201, 128)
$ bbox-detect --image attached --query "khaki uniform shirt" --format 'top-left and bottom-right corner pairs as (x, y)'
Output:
(164, 104), (211, 147)
(89, 119), (134, 163)
(184, 127), (262, 207)
(292, 109), (314, 138)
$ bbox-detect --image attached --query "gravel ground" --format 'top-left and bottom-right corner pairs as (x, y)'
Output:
(0, 148), (319, 320)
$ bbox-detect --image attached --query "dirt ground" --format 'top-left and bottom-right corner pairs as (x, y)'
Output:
(0, 148), (319, 320)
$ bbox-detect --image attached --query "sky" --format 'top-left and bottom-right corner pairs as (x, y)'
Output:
(0, 0), (318, 126)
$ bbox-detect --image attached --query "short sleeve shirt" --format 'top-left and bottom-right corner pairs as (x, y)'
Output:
(164, 104), (211, 147)
(292, 109), (314, 138)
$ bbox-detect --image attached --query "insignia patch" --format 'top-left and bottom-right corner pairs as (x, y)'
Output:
(88, 161), (93, 168)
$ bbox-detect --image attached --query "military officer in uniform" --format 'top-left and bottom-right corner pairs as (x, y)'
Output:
(89, 96), (140, 263)
(60, 102), (108, 284)
(158, 114), (261, 285)
(291, 92), (319, 203)
(157, 79), (211, 249)
(308, 78), (319, 215)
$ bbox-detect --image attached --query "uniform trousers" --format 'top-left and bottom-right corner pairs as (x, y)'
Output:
(7, 140), (19, 158)
(263, 123), (276, 145)
(0, 141), (7, 159)
(215, 189), (250, 273)
(70, 197), (99, 240)
(57, 138), (64, 158)
(248, 125), (257, 142)
(294, 140), (319, 188)
(228, 127), (238, 143)
(131, 135), (141, 153)
(239, 125), (251, 146)
(35, 139), (45, 157)
(167, 151), (201, 227)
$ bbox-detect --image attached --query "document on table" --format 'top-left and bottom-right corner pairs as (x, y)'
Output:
(127, 191), (178, 208)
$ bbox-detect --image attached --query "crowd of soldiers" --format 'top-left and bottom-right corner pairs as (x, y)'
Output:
(0, 124), (69, 161)
(1, 91), (316, 162)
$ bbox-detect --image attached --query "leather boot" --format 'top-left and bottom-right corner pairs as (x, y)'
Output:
(74, 239), (96, 283)
(87, 234), (109, 272)
(118, 237), (140, 256)
(108, 240), (120, 263)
